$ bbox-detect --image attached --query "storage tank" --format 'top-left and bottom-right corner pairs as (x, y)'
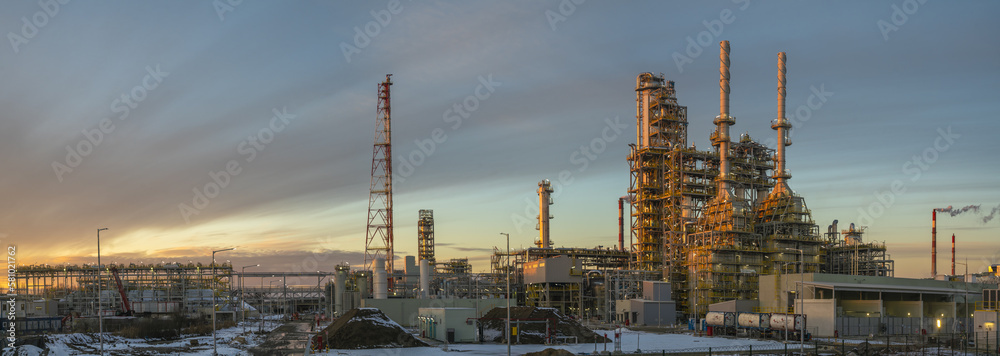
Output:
(769, 314), (805, 332)
(705, 311), (735, 327)
(419, 259), (430, 299)
(373, 258), (387, 299)
(334, 265), (347, 316)
(737, 312), (770, 329)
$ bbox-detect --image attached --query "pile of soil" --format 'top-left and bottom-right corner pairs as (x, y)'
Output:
(480, 306), (610, 344)
(317, 308), (427, 349)
(524, 348), (574, 356)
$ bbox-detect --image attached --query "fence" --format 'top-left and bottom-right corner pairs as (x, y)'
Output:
(836, 317), (973, 336)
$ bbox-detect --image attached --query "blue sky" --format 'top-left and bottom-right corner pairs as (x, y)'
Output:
(1, 1), (997, 279)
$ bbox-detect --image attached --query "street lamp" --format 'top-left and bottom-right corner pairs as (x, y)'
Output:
(97, 228), (108, 356)
(212, 247), (235, 356)
(786, 248), (804, 355)
(500, 232), (511, 356)
(241, 264), (259, 334)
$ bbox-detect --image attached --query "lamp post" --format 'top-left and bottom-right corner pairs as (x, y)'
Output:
(241, 264), (259, 334)
(97, 228), (108, 356)
(500, 232), (511, 356)
(212, 247), (235, 356)
(786, 248), (804, 355)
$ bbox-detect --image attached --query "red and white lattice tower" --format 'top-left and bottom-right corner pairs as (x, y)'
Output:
(365, 74), (394, 275)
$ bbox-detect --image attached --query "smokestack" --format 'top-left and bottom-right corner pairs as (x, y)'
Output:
(932, 210), (937, 277)
(952, 233), (956, 276)
(770, 52), (792, 197)
(537, 180), (554, 248)
(715, 41), (733, 200)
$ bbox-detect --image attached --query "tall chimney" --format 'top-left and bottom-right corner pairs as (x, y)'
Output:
(715, 41), (733, 200)
(770, 52), (792, 197)
(952, 233), (956, 276)
(932, 209), (937, 277)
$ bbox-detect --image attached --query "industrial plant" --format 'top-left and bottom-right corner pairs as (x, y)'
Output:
(7, 41), (1000, 353)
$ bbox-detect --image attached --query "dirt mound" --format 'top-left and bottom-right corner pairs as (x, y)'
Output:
(317, 308), (428, 349)
(480, 306), (609, 344)
(524, 348), (574, 356)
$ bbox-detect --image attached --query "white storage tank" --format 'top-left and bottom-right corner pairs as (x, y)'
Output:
(705, 311), (734, 327)
(737, 312), (769, 329)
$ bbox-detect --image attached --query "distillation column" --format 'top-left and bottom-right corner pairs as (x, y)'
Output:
(537, 180), (554, 248)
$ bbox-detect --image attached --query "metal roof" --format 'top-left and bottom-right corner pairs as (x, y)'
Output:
(801, 281), (971, 295)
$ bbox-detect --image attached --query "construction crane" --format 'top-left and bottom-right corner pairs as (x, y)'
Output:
(109, 266), (134, 316)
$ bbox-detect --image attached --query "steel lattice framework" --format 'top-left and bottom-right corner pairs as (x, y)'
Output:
(365, 74), (394, 274)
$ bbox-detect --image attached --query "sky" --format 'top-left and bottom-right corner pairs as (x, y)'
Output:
(1, 1), (998, 281)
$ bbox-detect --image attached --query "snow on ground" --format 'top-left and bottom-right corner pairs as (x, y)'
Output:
(316, 329), (808, 356)
(3, 317), (284, 356)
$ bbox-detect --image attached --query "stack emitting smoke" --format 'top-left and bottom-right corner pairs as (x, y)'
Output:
(931, 203), (999, 276)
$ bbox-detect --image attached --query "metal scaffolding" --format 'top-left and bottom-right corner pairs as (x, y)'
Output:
(417, 209), (435, 265)
(13, 262), (232, 317)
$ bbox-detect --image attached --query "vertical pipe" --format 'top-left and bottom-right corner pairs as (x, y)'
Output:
(932, 210), (937, 277)
(951, 234), (955, 276)
(618, 198), (625, 252)
(716, 41), (732, 199)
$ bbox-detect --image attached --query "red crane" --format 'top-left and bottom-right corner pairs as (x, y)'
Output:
(109, 266), (134, 316)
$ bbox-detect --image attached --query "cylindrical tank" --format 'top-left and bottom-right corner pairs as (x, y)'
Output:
(769, 314), (788, 331)
(356, 272), (369, 299)
(769, 314), (806, 332)
(738, 312), (770, 329)
(705, 311), (735, 327)
(419, 259), (430, 299)
(374, 258), (387, 299)
(334, 266), (347, 316)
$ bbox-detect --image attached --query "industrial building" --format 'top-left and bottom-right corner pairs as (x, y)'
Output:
(760, 273), (993, 337)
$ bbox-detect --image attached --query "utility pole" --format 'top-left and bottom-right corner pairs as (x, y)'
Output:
(241, 264), (259, 334)
(97, 228), (108, 356)
(500, 232), (511, 356)
(212, 247), (235, 356)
